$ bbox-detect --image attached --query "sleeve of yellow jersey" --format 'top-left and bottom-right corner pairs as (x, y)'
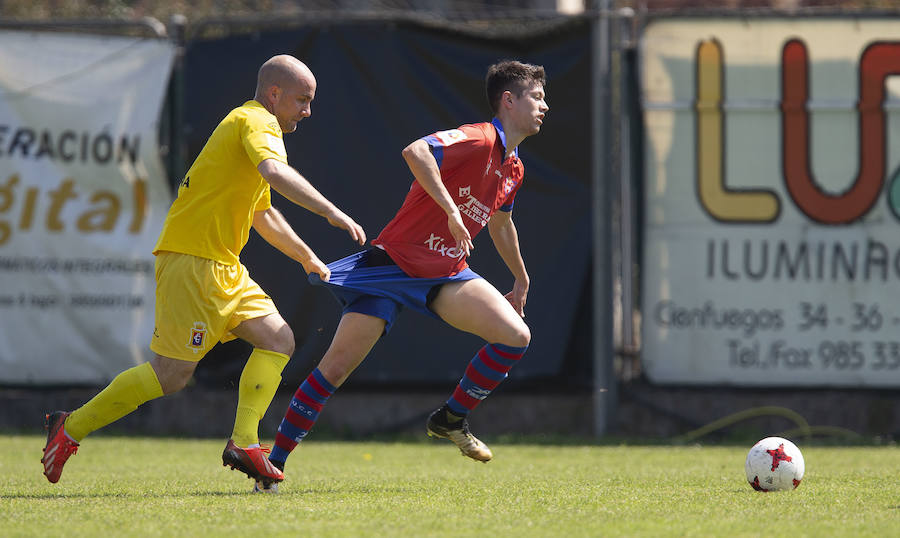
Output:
(241, 111), (288, 213)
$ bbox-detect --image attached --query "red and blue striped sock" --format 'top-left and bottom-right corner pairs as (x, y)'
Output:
(269, 368), (336, 467)
(446, 343), (528, 416)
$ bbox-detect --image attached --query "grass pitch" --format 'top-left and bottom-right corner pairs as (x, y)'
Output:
(2, 435), (899, 537)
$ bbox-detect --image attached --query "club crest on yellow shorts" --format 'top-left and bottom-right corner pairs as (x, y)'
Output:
(187, 321), (208, 353)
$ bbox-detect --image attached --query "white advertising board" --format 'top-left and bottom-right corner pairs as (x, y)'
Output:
(0, 31), (174, 384)
(642, 18), (900, 386)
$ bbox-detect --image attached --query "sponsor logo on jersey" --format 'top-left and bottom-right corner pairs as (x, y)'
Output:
(458, 187), (490, 226)
(424, 233), (466, 259)
(433, 129), (467, 146)
(502, 176), (517, 196)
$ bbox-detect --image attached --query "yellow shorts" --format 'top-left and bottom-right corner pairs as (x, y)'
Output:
(151, 251), (278, 361)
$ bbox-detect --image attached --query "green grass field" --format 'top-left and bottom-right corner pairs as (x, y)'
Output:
(1, 435), (898, 537)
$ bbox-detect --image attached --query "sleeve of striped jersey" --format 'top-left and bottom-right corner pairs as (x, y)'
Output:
(422, 125), (488, 172)
(499, 181), (520, 212)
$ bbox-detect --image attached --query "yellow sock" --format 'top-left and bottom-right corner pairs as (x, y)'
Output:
(231, 348), (290, 447)
(64, 362), (164, 442)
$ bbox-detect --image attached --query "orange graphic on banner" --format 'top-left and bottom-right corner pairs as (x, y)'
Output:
(695, 39), (780, 223)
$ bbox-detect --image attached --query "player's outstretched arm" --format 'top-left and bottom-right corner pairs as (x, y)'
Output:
(401, 139), (473, 255)
(258, 158), (366, 245)
(488, 210), (529, 317)
(252, 206), (331, 281)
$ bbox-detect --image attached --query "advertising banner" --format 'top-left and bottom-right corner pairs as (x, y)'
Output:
(0, 31), (174, 384)
(642, 18), (900, 386)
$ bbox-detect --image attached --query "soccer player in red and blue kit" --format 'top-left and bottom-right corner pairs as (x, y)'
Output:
(260, 60), (548, 492)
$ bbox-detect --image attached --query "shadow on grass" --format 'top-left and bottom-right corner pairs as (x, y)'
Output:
(7, 490), (250, 499)
(6, 488), (331, 499)
(6, 484), (425, 499)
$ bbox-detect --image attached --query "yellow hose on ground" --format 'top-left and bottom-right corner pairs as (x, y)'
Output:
(672, 406), (863, 443)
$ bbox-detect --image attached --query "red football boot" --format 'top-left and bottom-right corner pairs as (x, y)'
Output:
(222, 439), (284, 487)
(41, 411), (79, 483)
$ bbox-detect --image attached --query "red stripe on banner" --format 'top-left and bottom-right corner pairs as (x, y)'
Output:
(478, 348), (511, 374)
(306, 375), (333, 399)
(465, 363), (501, 390)
(452, 386), (479, 410)
(296, 391), (324, 412)
(489, 345), (524, 360)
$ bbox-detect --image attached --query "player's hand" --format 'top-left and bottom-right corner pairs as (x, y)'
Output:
(301, 256), (331, 282)
(447, 210), (473, 256)
(326, 209), (366, 245)
(504, 278), (528, 317)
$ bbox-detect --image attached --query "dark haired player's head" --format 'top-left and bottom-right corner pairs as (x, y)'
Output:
(485, 61), (546, 116)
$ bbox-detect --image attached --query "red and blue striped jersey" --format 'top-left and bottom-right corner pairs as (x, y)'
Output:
(373, 118), (524, 278)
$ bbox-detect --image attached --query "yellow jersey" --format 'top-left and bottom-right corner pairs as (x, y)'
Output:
(154, 100), (288, 265)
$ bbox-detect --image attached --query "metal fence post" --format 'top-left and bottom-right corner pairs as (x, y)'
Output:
(166, 14), (187, 191)
(592, 0), (616, 436)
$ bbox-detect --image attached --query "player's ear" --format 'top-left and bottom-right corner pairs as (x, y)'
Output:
(268, 85), (281, 104)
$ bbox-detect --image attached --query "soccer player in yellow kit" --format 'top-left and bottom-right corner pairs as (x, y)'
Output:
(40, 55), (365, 488)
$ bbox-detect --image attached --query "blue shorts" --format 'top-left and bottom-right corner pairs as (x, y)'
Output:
(309, 248), (481, 334)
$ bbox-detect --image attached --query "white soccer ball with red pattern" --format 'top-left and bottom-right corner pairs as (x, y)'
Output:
(745, 436), (805, 492)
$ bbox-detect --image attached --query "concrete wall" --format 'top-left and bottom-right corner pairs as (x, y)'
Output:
(5, 383), (898, 442)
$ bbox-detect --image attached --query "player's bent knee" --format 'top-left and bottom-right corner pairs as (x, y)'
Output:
(151, 356), (197, 395)
(500, 323), (531, 348)
(515, 327), (532, 348)
(160, 374), (191, 395)
(267, 324), (296, 357)
(279, 332), (296, 357)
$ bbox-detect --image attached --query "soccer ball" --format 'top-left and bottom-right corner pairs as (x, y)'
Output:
(745, 436), (805, 492)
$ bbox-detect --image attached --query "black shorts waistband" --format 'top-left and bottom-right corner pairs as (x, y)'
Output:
(365, 247), (397, 268)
